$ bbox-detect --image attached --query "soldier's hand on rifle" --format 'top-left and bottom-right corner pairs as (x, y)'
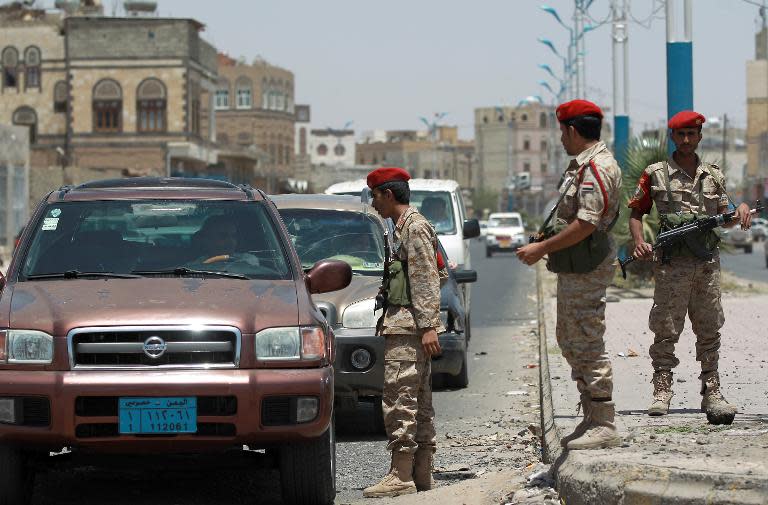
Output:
(632, 240), (654, 261)
(516, 242), (546, 266)
(734, 202), (753, 230)
(421, 328), (441, 357)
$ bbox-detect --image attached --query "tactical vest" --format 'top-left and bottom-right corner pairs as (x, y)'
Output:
(545, 160), (617, 274)
(658, 162), (721, 260)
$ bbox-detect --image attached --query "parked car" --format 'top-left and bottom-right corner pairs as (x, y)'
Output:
(478, 220), (489, 241)
(750, 217), (768, 242)
(485, 212), (526, 257)
(273, 194), (477, 429)
(721, 226), (753, 253)
(0, 178), (352, 505)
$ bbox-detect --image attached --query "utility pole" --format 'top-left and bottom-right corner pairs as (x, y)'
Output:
(574, 0), (586, 98)
(666, 0), (694, 155)
(612, 0), (630, 168)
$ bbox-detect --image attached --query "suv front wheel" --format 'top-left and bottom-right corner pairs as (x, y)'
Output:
(0, 446), (31, 505)
(279, 423), (336, 505)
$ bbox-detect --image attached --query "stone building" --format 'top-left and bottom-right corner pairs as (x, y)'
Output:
(355, 126), (474, 190)
(474, 98), (559, 192)
(747, 25), (768, 200)
(211, 53), (295, 192)
(0, 2), (219, 204)
(309, 128), (356, 167)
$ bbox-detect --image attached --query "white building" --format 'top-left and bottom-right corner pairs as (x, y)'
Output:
(309, 128), (356, 166)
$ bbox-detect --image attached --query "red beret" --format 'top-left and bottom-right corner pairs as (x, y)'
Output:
(366, 167), (411, 189)
(556, 99), (603, 121)
(668, 110), (705, 129)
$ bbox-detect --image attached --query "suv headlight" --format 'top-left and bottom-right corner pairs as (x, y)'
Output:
(342, 298), (383, 329)
(255, 326), (326, 361)
(0, 330), (54, 364)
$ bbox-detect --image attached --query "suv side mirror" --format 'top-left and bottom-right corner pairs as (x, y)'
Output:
(305, 260), (352, 294)
(463, 219), (480, 239)
(454, 269), (477, 284)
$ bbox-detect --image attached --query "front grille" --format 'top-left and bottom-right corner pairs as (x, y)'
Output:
(69, 326), (240, 369)
(75, 396), (237, 417)
(262, 396), (293, 426)
(75, 423), (236, 438)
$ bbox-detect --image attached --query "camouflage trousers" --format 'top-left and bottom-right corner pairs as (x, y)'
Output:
(649, 256), (723, 375)
(382, 334), (436, 454)
(556, 254), (616, 400)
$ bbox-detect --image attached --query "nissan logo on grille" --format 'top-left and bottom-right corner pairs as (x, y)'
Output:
(142, 336), (167, 359)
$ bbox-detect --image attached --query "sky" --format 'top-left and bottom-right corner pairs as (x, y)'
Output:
(40, 0), (767, 138)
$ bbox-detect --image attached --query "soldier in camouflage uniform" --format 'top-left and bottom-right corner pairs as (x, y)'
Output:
(363, 167), (445, 498)
(628, 110), (751, 425)
(517, 100), (623, 450)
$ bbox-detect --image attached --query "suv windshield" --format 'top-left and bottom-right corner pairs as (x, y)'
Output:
(490, 217), (522, 227)
(410, 191), (455, 234)
(279, 208), (385, 275)
(20, 200), (291, 280)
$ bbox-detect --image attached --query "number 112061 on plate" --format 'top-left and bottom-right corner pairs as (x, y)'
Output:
(118, 397), (197, 434)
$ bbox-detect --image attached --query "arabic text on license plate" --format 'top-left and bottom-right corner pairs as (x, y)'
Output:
(119, 397), (197, 434)
(499, 240), (512, 247)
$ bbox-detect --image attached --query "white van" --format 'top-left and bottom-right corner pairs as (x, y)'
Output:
(485, 212), (526, 257)
(325, 178), (480, 320)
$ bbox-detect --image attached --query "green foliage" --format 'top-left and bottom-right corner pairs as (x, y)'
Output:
(612, 135), (668, 279)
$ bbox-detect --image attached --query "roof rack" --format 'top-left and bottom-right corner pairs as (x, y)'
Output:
(57, 185), (75, 200)
(237, 184), (255, 200)
(74, 177), (241, 190)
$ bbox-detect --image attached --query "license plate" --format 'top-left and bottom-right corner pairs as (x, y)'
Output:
(119, 397), (197, 434)
(499, 239), (512, 247)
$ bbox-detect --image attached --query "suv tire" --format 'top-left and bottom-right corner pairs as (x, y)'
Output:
(745, 244), (754, 254)
(0, 446), (30, 505)
(279, 424), (336, 505)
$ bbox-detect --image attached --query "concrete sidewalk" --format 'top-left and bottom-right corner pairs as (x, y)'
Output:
(538, 266), (768, 504)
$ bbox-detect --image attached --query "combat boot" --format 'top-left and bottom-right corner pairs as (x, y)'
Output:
(363, 451), (417, 498)
(413, 447), (435, 491)
(648, 370), (674, 416)
(701, 372), (737, 425)
(561, 393), (591, 447)
(566, 400), (622, 450)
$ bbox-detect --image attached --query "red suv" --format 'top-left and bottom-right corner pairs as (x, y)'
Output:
(0, 178), (351, 505)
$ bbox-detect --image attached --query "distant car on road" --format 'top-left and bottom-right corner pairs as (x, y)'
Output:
(721, 226), (753, 253)
(485, 212), (526, 257)
(751, 217), (768, 242)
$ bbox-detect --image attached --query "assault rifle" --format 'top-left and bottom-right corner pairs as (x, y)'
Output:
(619, 201), (764, 279)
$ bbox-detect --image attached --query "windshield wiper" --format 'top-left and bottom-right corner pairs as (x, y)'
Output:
(131, 268), (250, 280)
(26, 270), (141, 280)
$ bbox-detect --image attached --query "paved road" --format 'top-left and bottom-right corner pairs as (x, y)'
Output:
(30, 241), (544, 504)
(720, 240), (768, 283)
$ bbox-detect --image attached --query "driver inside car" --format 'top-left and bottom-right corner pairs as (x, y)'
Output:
(188, 215), (260, 267)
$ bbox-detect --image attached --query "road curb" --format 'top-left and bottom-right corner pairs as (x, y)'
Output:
(535, 265), (768, 505)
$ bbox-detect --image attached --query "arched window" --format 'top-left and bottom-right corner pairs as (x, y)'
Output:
(284, 146), (291, 165)
(540, 140), (547, 152)
(24, 47), (41, 90)
(521, 113), (528, 122)
(523, 138), (531, 151)
(2, 47), (19, 89)
(12, 106), (37, 143)
(53, 81), (67, 113)
(235, 76), (252, 109)
(92, 79), (122, 133)
(215, 78), (229, 110)
(137, 78), (166, 133)
(334, 144), (346, 156)
(317, 144), (328, 156)
(539, 112), (547, 128)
